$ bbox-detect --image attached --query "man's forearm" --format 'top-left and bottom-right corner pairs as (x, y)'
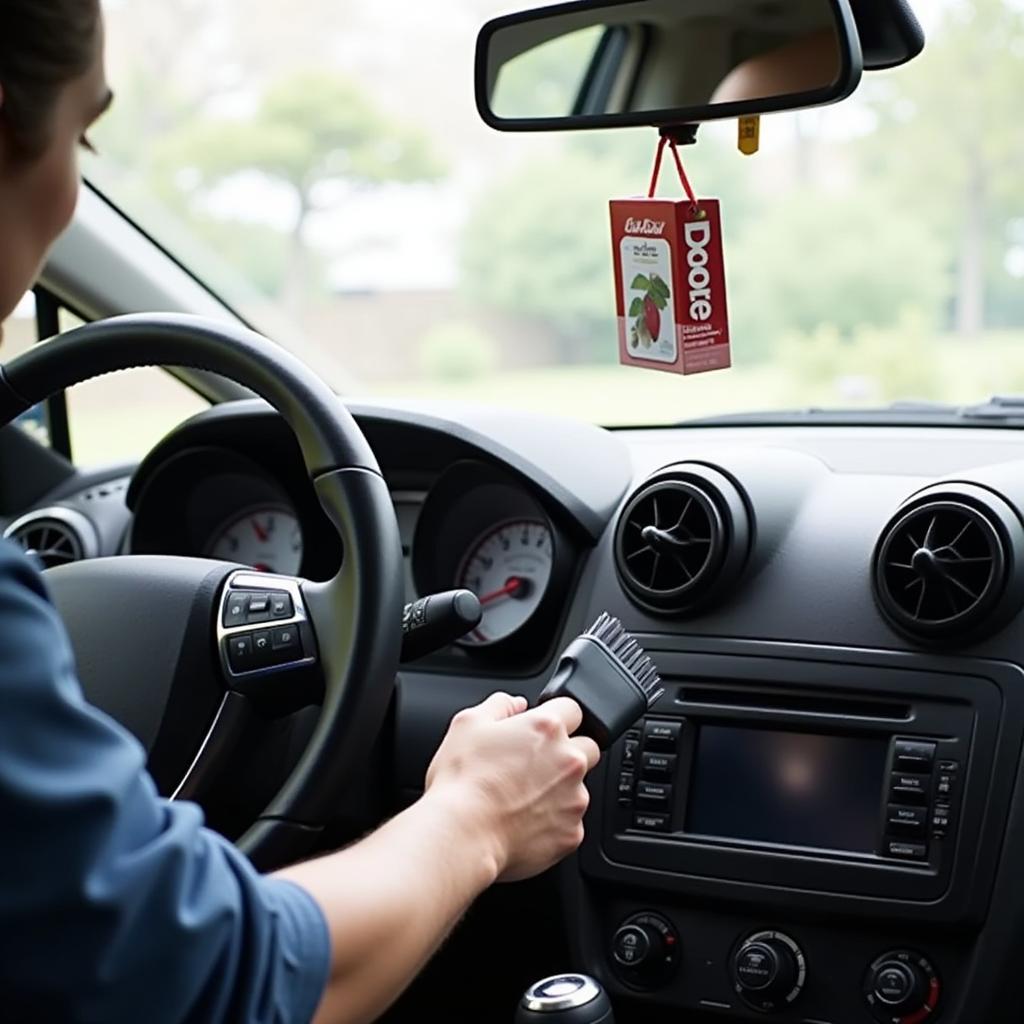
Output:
(276, 787), (500, 1024)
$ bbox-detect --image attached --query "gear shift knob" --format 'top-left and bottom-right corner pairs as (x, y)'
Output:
(514, 974), (614, 1024)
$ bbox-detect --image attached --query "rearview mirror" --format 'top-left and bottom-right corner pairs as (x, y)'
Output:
(476, 0), (863, 131)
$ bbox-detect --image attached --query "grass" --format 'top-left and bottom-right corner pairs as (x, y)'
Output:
(59, 331), (1024, 464)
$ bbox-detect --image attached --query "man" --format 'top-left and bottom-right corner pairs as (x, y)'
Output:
(0, 3), (600, 1021)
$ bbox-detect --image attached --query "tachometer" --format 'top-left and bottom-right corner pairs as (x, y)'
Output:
(207, 506), (303, 575)
(457, 519), (553, 646)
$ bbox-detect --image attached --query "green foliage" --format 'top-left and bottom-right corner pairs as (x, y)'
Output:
(778, 316), (943, 404)
(461, 148), (632, 361)
(728, 190), (949, 360)
(170, 72), (445, 195)
(491, 25), (604, 119)
(418, 322), (499, 381)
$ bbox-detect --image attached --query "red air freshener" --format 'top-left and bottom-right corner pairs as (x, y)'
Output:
(610, 138), (731, 375)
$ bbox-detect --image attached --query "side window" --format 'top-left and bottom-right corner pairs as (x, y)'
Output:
(1, 292), (51, 446)
(60, 307), (209, 464)
(1, 293), (208, 464)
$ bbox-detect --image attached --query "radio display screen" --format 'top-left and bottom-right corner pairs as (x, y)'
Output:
(685, 725), (888, 853)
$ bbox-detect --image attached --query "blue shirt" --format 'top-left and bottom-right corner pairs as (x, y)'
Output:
(0, 540), (330, 1022)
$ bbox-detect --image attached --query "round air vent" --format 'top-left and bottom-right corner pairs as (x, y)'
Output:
(873, 484), (1024, 643)
(614, 465), (750, 615)
(4, 507), (98, 570)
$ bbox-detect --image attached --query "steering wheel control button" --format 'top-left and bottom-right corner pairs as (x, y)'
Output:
(218, 574), (318, 696)
(227, 634), (255, 673)
(732, 931), (806, 1013)
(246, 594), (272, 623)
(271, 625), (302, 657)
(864, 950), (940, 1023)
(223, 592), (250, 627)
(252, 630), (273, 666)
(609, 913), (680, 989)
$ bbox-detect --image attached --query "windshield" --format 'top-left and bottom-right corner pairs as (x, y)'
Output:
(89, 0), (1024, 426)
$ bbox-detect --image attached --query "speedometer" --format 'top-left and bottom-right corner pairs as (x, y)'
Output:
(456, 519), (553, 646)
(207, 506), (303, 575)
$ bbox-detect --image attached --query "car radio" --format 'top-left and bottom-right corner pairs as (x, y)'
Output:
(612, 716), (964, 864)
(593, 654), (992, 905)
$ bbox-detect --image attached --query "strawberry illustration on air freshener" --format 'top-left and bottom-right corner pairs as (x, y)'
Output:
(628, 273), (670, 348)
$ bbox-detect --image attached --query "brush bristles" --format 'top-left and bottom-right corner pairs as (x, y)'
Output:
(586, 612), (664, 706)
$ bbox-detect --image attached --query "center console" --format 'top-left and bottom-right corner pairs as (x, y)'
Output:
(572, 641), (1024, 1023)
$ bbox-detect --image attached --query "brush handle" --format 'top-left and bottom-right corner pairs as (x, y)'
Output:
(539, 636), (649, 750)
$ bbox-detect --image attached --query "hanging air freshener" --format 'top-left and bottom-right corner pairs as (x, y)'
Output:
(610, 135), (731, 376)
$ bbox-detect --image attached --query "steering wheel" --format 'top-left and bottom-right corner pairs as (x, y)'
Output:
(0, 313), (404, 870)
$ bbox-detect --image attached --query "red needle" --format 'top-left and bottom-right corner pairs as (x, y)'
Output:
(478, 577), (524, 606)
(251, 518), (270, 542)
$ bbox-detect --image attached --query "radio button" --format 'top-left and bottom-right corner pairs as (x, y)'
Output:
(622, 738), (639, 767)
(643, 720), (681, 750)
(890, 772), (930, 803)
(886, 839), (928, 860)
(617, 771), (635, 806)
(634, 811), (670, 831)
(641, 752), (677, 778)
(931, 803), (952, 836)
(887, 804), (927, 832)
(893, 740), (936, 772)
(636, 781), (673, 807)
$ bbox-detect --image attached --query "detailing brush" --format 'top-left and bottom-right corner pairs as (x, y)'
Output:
(539, 612), (665, 750)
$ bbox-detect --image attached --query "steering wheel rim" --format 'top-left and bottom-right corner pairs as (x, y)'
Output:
(0, 312), (405, 868)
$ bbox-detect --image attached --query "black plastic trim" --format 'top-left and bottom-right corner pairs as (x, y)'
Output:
(475, 0), (864, 132)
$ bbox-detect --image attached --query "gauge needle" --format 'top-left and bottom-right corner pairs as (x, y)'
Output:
(478, 577), (526, 606)
(252, 519), (270, 542)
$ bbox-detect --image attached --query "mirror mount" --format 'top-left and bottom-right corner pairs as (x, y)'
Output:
(659, 124), (699, 147)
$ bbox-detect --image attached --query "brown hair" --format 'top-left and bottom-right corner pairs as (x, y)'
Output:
(0, 0), (100, 159)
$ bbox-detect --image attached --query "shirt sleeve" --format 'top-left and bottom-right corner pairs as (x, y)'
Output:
(0, 540), (331, 1023)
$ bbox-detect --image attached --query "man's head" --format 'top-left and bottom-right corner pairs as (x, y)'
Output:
(0, 0), (110, 328)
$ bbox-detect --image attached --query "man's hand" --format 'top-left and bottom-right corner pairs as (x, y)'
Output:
(281, 693), (602, 1024)
(424, 693), (601, 882)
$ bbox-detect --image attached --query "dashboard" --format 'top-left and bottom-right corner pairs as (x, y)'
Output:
(8, 398), (1024, 1023)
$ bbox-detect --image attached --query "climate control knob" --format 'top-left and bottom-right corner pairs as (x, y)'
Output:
(864, 950), (940, 1023)
(731, 931), (806, 1012)
(609, 912), (680, 989)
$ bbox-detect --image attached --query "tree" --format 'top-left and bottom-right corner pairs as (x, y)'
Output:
(726, 188), (949, 359)
(168, 71), (445, 310)
(860, 0), (1024, 335)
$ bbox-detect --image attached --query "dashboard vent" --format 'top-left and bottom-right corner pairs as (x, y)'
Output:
(873, 489), (1021, 642)
(614, 466), (750, 615)
(4, 509), (97, 570)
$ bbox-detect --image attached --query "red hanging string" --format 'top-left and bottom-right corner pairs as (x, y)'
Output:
(647, 134), (700, 213)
